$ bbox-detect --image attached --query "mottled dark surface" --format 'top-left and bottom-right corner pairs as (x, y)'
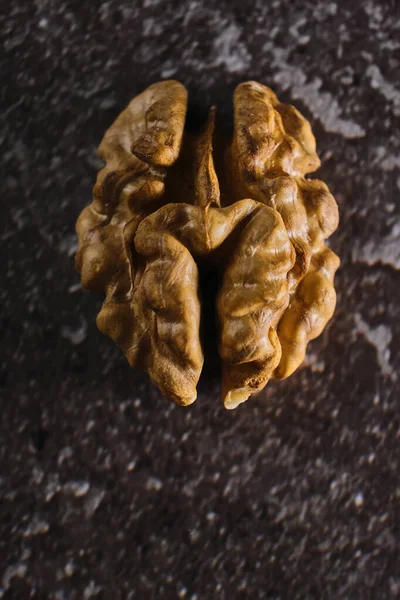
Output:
(1, 1), (400, 598)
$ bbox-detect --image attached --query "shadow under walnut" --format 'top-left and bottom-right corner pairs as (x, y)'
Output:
(75, 80), (339, 409)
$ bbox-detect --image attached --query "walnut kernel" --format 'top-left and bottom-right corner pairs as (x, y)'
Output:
(75, 80), (339, 409)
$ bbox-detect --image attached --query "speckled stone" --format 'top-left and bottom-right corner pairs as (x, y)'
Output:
(1, 1), (400, 598)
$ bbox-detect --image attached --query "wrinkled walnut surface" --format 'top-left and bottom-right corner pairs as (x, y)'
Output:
(75, 80), (339, 409)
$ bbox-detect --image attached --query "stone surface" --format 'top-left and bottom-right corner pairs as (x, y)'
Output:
(1, 1), (399, 598)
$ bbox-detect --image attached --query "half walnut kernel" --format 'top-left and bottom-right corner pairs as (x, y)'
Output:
(75, 80), (339, 409)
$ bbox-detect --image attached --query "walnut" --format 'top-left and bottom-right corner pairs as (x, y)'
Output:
(75, 80), (339, 409)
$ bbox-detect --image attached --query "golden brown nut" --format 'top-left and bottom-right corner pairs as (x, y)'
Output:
(75, 80), (339, 409)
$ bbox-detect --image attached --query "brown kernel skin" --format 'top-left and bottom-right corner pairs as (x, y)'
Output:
(75, 80), (339, 409)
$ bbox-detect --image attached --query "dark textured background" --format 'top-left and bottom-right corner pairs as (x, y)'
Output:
(1, 1), (400, 598)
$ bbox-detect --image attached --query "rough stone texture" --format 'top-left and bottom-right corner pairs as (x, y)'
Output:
(1, 1), (399, 598)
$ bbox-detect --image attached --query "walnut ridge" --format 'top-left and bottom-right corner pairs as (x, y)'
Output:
(75, 80), (339, 409)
